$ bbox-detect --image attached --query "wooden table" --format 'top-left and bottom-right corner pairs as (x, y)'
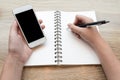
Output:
(0, 0), (120, 80)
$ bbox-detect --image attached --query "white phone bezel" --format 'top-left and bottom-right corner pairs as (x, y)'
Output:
(13, 5), (46, 48)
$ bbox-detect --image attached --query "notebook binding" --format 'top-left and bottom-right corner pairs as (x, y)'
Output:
(54, 11), (62, 65)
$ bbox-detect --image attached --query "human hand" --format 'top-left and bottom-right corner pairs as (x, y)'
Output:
(8, 20), (45, 65)
(68, 15), (102, 46)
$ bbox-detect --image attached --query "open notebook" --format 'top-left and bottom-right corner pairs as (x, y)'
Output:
(25, 11), (100, 66)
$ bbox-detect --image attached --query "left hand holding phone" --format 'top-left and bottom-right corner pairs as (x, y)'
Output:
(8, 19), (45, 65)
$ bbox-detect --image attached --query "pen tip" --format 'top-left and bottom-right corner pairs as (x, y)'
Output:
(106, 21), (110, 23)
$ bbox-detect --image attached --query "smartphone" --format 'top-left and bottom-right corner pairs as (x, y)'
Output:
(13, 5), (46, 48)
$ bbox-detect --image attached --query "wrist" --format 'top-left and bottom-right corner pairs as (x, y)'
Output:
(91, 37), (109, 54)
(1, 53), (24, 80)
(90, 36), (105, 49)
(6, 53), (24, 68)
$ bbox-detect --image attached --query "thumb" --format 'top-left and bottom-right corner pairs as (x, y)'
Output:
(68, 23), (82, 35)
(10, 21), (18, 35)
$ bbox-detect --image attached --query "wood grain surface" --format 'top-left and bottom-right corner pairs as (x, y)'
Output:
(0, 0), (120, 80)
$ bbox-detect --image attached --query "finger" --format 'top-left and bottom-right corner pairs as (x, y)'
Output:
(11, 21), (25, 40)
(74, 15), (93, 25)
(74, 32), (81, 39)
(18, 27), (23, 36)
(74, 15), (83, 25)
(38, 19), (43, 24)
(16, 25), (27, 43)
(10, 21), (18, 35)
(38, 19), (45, 29)
(68, 23), (82, 35)
(40, 25), (45, 29)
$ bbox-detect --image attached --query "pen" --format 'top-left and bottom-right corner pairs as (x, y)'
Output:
(78, 20), (110, 28)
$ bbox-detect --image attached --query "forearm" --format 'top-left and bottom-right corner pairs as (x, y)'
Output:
(93, 38), (120, 80)
(0, 53), (24, 80)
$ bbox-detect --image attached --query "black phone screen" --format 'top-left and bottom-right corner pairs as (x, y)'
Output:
(15, 9), (44, 43)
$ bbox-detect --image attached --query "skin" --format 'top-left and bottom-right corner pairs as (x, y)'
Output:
(0, 15), (120, 80)
(0, 20), (45, 80)
(68, 15), (120, 80)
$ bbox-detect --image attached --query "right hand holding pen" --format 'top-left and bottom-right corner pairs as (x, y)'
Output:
(68, 15), (102, 46)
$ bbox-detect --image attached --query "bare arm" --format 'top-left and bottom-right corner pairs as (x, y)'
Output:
(0, 20), (45, 80)
(68, 15), (120, 80)
(92, 36), (120, 80)
(0, 54), (24, 80)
